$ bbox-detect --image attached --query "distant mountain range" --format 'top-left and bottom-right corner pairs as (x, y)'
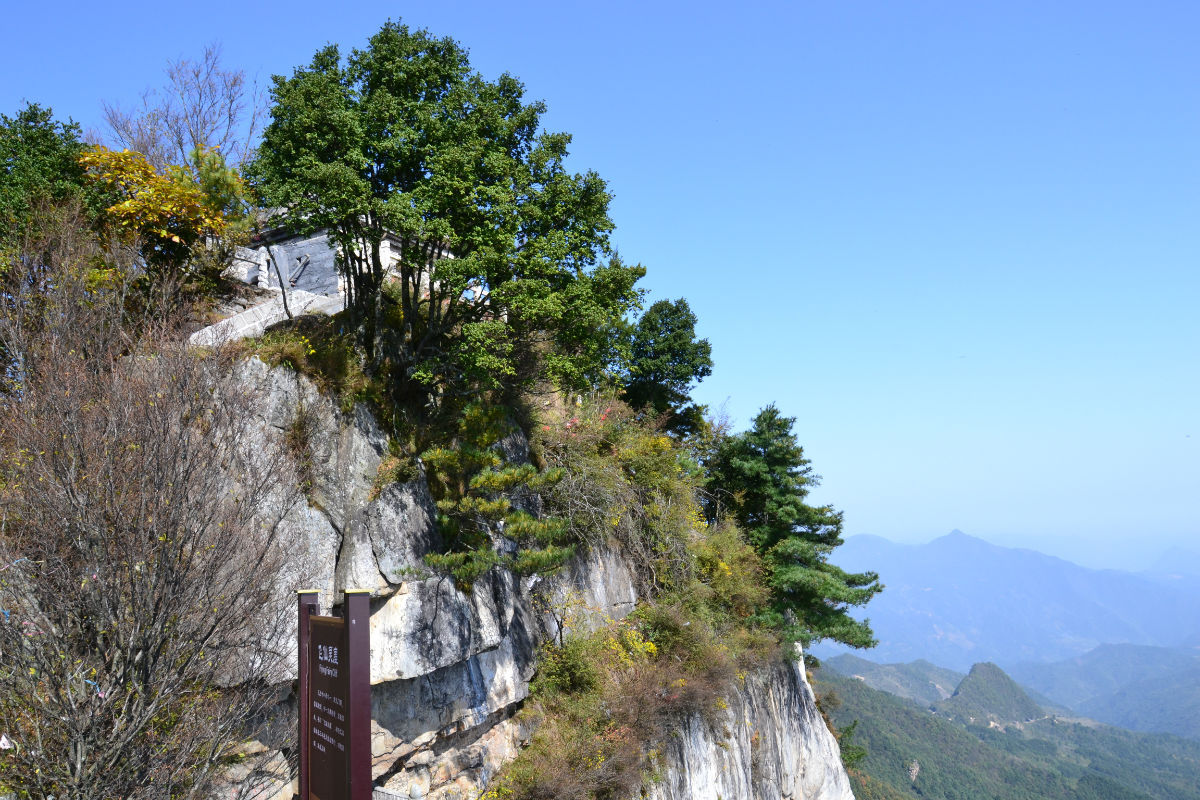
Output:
(823, 653), (964, 706)
(816, 659), (1200, 800)
(824, 652), (1068, 714)
(1141, 546), (1200, 598)
(815, 531), (1200, 670)
(1009, 643), (1200, 740)
(1146, 546), (1200, 579)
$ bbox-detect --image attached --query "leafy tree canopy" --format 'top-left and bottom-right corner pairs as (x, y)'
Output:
(80, 145), (243, 272)
(624, 297), (712, 433)
(247, 21), (644, 401)
(709, 403), (881, 647)
(0, 104), (100, 253)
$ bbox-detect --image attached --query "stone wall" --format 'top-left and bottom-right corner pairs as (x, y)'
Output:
(231, 233), (341, 297)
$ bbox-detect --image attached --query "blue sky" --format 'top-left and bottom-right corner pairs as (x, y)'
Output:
(3, 1), (1196, 569)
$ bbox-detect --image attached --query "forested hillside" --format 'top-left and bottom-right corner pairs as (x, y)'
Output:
(816, 665), (1200, 800)
(932, 663), (1044, 725)
(1010, 644), (1200, 740)
(824, 653), (964, 706)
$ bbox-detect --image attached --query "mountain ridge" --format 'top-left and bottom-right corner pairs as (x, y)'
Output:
(818, 531), (1200, 670)
(815, 661), (1200, 800)
(933, 662), (1045, 725)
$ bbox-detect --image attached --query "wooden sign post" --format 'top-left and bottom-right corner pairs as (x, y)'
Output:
(298, 590), (371, 800)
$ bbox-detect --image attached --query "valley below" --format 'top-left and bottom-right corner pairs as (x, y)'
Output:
(809, 532), (1200, 799)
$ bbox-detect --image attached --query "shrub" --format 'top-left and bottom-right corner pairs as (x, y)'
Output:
(242, 314), (378, 414)
(690, 520), (771, 620)
(285, 400), (317, 494)
(490, 580), (778, 800)
(368, 450), (421, 501)
(485, 396), (784, 799)
(0, 219), (297, 799)
(531, 636), (602, 698)
(536, 395), (697, 593)
(487, 619), (660, 800)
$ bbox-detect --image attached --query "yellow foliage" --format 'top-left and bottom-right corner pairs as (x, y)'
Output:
(605, 622), (658, 668)
(79, 146), (235, 263)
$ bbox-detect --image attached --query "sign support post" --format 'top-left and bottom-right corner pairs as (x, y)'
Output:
(297, 590), (317, 800)
(344, 592), (371, 799)
(297, 590), (371, 800)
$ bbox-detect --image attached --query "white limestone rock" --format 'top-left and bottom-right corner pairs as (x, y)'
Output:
(368, 570), (511, 683)
(367, 480), (440, 584)
(368, 593), (540, 788)
(537, 541), (639, 638)
(643, 653), (856, 800)
(218, 358), (856, 800)
(308, 402), (389, 534)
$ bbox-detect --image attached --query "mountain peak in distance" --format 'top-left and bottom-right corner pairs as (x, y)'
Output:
(821, 531), (1200, 669)
(935, 662), (1045, 725)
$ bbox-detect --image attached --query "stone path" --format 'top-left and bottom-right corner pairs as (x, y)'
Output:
(189, 290), (343, 347)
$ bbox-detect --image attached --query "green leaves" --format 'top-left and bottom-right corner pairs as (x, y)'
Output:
(422, 402), (573, 588)
(0, 104), (100, 252)
(709, 404), (882, 647)
(79, 145), (239, 270)
(624, 297), (713, 434)
(247, 21), (641, 399)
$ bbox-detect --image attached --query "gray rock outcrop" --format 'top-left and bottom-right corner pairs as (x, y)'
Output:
(224, 360), (854, 800)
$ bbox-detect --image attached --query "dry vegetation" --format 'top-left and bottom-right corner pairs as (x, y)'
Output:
(481, 396), (780, 799)
(0, 211), (299, 799)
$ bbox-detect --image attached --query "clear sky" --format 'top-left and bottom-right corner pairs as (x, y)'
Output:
(3, 1), (1196, 569)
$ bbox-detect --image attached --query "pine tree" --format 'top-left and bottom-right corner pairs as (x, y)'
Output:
(422, 403), (572, 587)
(710, 404), (881, 647)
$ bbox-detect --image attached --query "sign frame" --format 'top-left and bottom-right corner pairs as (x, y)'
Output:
(298, 590), (371, 800)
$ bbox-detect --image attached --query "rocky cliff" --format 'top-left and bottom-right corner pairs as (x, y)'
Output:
(227, 359), (854, 800)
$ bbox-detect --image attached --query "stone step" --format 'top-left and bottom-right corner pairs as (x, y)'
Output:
(189, 290), (343, 347)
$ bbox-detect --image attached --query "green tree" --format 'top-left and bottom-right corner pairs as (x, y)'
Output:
(422, 403), (572, 586)
(624, 297), (712, 433)
(0, 104), (99, 253)
(246, 21), (643, 400)
(709, 404), (881, 647)
(79, 145), (243, 275)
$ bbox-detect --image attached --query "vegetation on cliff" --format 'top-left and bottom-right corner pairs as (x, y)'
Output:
(0, 19), (880, 798)
(0, 211), (296, 799)
(245, 21), (644, 402)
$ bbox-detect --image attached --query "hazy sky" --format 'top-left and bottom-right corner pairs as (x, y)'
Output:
(3, 1), (1195, 569)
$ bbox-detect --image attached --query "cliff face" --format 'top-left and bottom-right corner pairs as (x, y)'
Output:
(644, 660), (854, 800)
(229, 359), (853, 800)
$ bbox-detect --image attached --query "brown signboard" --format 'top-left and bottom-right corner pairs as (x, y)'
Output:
(298, 591), (371, 800)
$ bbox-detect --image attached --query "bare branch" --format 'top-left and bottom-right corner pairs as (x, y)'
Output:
(0, 212), (298, 799)
(103, 43), (263, 171)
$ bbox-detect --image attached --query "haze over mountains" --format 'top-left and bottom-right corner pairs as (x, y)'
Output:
(813, 531), (1200, 742)
(1010, 644), (1200, 740)
(817, 531), (1200, 671)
